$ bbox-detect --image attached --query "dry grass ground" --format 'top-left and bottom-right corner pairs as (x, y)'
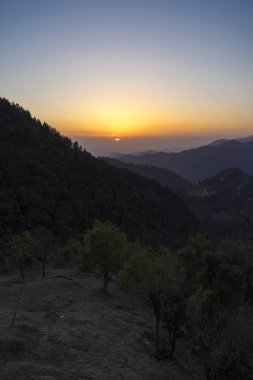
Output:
(0, 268), (190, 380)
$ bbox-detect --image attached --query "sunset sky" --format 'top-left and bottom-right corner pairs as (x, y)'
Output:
(1, 0), (253, 155)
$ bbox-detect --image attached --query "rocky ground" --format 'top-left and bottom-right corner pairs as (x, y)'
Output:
(0, 268), (190, 380)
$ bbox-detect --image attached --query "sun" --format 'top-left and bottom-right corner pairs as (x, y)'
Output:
(94, 103), (144, 137)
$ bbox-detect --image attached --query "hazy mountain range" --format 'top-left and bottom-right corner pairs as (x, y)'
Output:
(116, 138), (253, 181)
(102, 158), (190, 192)
(208, 135), (253, 146)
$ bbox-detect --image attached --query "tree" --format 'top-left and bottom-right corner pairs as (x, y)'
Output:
(5, 231), (35, 327)
(194, 251), (242, 315)
(163, 294), (186, 358)
(32, 226), (54, 279)
(61, 238), (83, 266)
(83, 220), (128, 289)
(7, 231), (35, 281)
(0, 248), (7, 272)
(119, 246), (184, 358)
(179, 234), (213, 296)
(187, 244), (246, 375)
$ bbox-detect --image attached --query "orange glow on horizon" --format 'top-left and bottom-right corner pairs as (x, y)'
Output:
(33, 97), (253, 139)
(50, 111), (253, 139)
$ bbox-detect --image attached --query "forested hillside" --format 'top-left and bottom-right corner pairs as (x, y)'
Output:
(0, 98), (195, 246)
(187, 168), (253, 239)
(103, 157), (190, 192)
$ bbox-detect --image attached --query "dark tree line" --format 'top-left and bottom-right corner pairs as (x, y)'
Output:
(1, 218), (253, 379)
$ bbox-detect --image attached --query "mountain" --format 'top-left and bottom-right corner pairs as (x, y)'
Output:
(188, 168), (250, 198)
(208, 139), (230, 146)
(209, 135), (253, 146)
(238, 135), (253, 143)
(0, 98), (195, 246)
(117, 140), (253, 181)
(186, 168), (253, 239)
(103, 158), (190, 192)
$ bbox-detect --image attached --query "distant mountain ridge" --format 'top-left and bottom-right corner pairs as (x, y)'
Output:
(103, 158), (190, 192)
(208, 135), (253, 146)
(117, 139), (253, 181)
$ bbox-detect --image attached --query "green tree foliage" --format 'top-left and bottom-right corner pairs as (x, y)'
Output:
(200, 252), (241, 310)
(190, 248), (242, 320)
(163, 294), (186, 358)
(31, 226), (54, 278)
(120, 246), (184, 357)
(180, 234), (212, 271)
(186, 239), (253, 376)
(6, 231), (35, 281)
(205, 305), (253, 380)
(83, 220), (128, 289)
(219, 239), (253, 303)
(179, 234), (213, 295)
(61, 238), (83, 266)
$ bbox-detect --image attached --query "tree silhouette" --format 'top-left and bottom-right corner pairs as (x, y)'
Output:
(83, 220), (128, 289)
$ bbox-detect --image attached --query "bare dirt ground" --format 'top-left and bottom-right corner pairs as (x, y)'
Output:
(0, 268), (190, 380)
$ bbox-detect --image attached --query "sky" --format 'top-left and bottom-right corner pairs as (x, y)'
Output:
(1, 0), (253, 155)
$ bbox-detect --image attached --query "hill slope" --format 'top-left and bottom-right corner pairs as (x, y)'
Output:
(118, 140), (253, 181)
(103, 158), (190, 192)
(0, 268), (190, 380)
(188, 168), (250, 198)
(187, 168), (253, 239)
(0, 98), (195, 246)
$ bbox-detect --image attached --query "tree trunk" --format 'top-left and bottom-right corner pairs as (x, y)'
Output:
(19, 257), (24, 282)
(10, 283), (23, 328)
(42, 258), (46, 279)
(103, 271), (110, 289)
(155, 313), (161, 358)
(169, 332), (176, 358)
(151, 287), (161, 358)
(165, 304), (180, 358)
